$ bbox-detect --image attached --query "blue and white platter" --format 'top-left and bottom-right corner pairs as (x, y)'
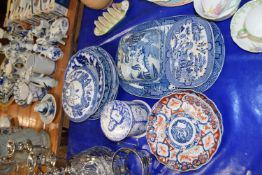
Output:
(165, 17), (215, 88)
(118, 16), (225, 99)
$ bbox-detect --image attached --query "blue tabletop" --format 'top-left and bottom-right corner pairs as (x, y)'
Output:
(67, 0), (262, 174)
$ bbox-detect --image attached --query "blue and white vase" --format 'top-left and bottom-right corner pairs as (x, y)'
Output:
(100, 100), (151, 142)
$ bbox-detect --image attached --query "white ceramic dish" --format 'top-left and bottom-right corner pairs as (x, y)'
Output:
(231, 0), (262, 52)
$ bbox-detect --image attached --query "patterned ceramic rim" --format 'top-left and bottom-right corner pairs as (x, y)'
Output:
(13, 80), (30, 106)
(117, 26), (165, 84)
(39, 94), (57, 125)
(193, 0), (241, 21)
(119, 16), (225, 99)
(154, 0), (192, 7)
(230, 0), (262, 53)
(112, 148), (151, 175)
(165, 16), (215, 88)
(88, 46), (119, 120)
(146, 90), (223, 172)
(131, 100), (152, 139)
(63, 47), (106, 122)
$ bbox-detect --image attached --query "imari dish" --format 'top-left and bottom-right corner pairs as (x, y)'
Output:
(194, 0), (241, 21)
(146, 0), (192, 7)
(118, 15), (225, 99)
(231, 0), (262, 53)
(62, 46), (118, 122)
(146, 90), (223, 171)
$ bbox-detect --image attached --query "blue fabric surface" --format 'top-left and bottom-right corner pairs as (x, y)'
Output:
(67, 0), (262, 174)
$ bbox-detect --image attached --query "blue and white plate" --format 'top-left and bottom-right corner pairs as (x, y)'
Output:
(119, 16), (225, 99)
(62, 47), (105, 122)
(165, 17), (215, 88)
(117, 29), (165, 84)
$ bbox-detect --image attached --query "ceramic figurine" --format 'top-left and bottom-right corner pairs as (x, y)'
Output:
(100, 100), (151, 142)
(25, 72), (58, 88)
(146, 90), (223, 172)
(231, 1), (262, 52)
(81, 0), (113, 10)
(31, 19), (50, 38)
(25, 54), (56, 75)
(33, 44), (63, 61)
(94, 0), (129, 36)
(0, 75), (15, 104)
(48, 17), (69, 45)
(34, 94), (57, 125)
(13, 79), (47, 106)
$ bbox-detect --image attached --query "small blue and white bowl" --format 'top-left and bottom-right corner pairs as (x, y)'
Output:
(100, 100), (151, 142)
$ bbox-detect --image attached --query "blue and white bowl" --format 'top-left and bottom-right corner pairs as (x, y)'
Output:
(100, 100), (151, 142)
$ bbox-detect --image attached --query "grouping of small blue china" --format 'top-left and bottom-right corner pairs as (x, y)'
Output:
(117, 15), (225, 99)
(62, 46), (119, 122)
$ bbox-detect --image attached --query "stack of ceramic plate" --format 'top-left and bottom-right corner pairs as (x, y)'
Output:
(117, 15), (225, 99)
(146, 90), (223, 172)
(194, 0), (241, 21)
(62, 46), (119, 122)
(146, 0), (192, 7)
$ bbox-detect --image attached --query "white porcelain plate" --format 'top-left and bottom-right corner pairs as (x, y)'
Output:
(231, 0), (262, 53)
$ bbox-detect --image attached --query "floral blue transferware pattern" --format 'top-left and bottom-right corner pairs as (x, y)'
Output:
(118, 16), (225, 99)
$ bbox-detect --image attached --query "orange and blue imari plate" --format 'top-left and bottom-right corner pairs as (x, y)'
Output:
(146, 90), (223, 172)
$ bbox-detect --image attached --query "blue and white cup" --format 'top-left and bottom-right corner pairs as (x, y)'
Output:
(100, 100), (151, 142)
